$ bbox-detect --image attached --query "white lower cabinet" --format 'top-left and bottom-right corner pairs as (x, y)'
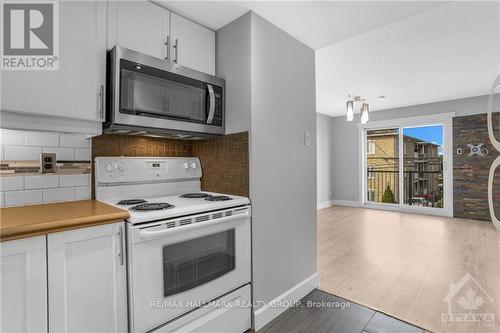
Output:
(48, 222), (128, 333)
(0, 236), (48, 333)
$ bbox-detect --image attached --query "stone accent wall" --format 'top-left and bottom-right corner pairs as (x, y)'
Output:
(453, 113), (500, 221)
(91, 132), (249, 197)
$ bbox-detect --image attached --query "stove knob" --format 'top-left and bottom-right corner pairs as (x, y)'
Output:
(117, 162), (126, 172)
(190, 162), (197, 169)
(182, 162), (189, 170)
(104, 162), (114, 173)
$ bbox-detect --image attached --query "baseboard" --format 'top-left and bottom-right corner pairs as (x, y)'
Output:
(254, 273), (318, 331)
(318, 199), (360, 209)
(330, 199), (361, 207)
(317, 200), (333, 209)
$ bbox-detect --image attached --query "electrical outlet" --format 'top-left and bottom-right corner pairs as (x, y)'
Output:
(40, 153), (56, 173)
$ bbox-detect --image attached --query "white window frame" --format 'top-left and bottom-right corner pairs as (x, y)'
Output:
(358, 112), (454, 217)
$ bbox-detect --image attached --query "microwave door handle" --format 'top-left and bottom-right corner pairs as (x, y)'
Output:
(206, 84), (216, 124)
(138, 210), (250, 239)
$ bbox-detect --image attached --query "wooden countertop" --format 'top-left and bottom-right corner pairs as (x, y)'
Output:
(0, 200), (129, 241)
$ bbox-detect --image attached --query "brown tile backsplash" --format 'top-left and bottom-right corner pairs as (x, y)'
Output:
(453, 112), (500, 221)
(91, 132), (249, 197)
(193, 133), (249, 197)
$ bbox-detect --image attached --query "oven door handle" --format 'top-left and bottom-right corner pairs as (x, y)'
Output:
(206, 84), (216, 124)
(138, 210), (250, 239)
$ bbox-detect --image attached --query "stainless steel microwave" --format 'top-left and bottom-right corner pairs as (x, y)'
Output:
(105, 46), (225, 138)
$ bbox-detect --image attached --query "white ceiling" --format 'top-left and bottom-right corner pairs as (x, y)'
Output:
(316, 1), (500, 117)
(157, 1), (443, 49)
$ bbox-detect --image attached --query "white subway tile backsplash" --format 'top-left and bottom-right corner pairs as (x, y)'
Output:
(25, 132), (59, 147)
(60, 134), (90, 148)
(75, 186), (91, 200)
(43, 187), (75, 203)
(25, 175), (59, 189)
(4, 146), (42, 160)
(59, 174), (90, 187)
(0, 129), (93, 206)
(74, 148), (91, 161)
(5, 190), (43, 206)
(43, 147), (74, 161)
(0, 176), (24, 191)
(0, 129), (25, 146)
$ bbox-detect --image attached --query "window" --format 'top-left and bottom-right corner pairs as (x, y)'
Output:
(367, 141), (376, 154)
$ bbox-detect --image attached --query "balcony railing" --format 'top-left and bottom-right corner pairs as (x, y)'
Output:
(366, 170), (443, 208)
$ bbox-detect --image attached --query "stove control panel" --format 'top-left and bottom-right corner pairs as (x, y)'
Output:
(96, 157), (202, 184)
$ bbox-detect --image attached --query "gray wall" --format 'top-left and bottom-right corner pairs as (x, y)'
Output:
(217, 12), (317, 308)
(216, 13), (251, 134)
(318, 94), (494, 203)
(250, 13), (317, 305)
(317, 113), (335, 205)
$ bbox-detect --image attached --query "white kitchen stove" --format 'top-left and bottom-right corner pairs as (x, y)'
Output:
(95, 157), (252, 333)
(104, 191), (250, 225)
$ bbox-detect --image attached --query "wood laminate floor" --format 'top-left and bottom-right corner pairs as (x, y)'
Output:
(317, 206), (500, 333)
(259, 289), (425, 333)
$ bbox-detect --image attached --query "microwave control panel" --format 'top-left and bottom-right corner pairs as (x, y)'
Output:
(212, 85), (224, 127)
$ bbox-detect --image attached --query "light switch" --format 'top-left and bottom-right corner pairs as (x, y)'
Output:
(304, 131), (311, 147)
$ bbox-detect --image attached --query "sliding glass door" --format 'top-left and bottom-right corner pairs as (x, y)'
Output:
(362, 116), (452, 216)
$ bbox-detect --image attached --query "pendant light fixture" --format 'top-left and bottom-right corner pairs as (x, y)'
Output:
(360, 102), (369, 124)
(346, 98), (354, 121)
(345, 95), (369, 123)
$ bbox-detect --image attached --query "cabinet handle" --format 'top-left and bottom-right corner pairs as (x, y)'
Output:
(98, 85), (104, 121)
(118, 225), (124, 266)
(172, 38), (178, 64)
(164, 35), (170, 61)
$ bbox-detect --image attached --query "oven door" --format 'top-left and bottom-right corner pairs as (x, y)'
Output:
(128, 207), (251, 333)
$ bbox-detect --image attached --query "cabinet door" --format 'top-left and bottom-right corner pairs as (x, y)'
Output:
(108, 0), (170, 59)
(1, 236), (47, 333)
(170, 13), (215, 75)
(48, 222), (127, 333)
(1, 0), (107, 122)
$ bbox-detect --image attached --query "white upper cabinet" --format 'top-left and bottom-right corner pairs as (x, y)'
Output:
(170, 12), (215, 75)
(108, 1), (216, 75)
(1, 1), (107, 123)
(107, 0), (170, 59)
(48, 222), (127, 333)
(1, 236), (48, 333)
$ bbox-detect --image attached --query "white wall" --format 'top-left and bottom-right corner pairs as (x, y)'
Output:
(217, 12), (317, 329)
(317, 94), (494, 204)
